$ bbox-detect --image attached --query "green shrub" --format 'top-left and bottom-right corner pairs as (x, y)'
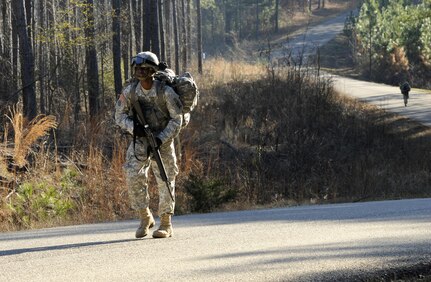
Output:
(184, 174), (237, 213)
(6, 174), (77, 227)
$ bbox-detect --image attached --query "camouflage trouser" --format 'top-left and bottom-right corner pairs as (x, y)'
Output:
(123, 138), (178, 215)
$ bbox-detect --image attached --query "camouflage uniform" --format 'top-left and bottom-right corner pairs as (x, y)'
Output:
(115, 79), (182, 215)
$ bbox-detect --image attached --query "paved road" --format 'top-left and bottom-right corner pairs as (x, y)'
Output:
(1, 198), (431, 281)
(272, 7), (431, 127)
(332, 75), (431, 127)
(271, 10), (357, 62)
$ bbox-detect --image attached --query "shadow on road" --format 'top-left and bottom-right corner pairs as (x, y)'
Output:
(0, 238), (138, 257)
(191, 239), (431, 281)
(0, 220), (137, 242)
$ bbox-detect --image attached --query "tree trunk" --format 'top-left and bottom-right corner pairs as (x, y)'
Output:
(12, 0), (37, 120)
(24, 0), (32, 42)
(46, 0), (54, 113)
(172, 0), (180, 74)
(38, 0), (46, 114)
(112, 0), (122, 95)
(196, 0), (202, 74)
(164, 0), (172, 66)
(0, 9), (4, 102)
(122, 0), (131, 80)
(158, 0), (166, 61)
(224, 1), (233, 45)
(150, 0), (160, 56)
(180, 0), (187, 72)
(186, 0), (191, 65)
(0, 0), (11, 102)
(11, 0), (19, 103)
(128, 0), (135, 57)
(255, 0), (259, 39)
(143, 0), (151, 51)
(133, 0), (142, 52)
(235, 1), (240, 40)
(274, 0), (279, 33)
(84, 0), (100, 116)
(70, 3), (81, 127)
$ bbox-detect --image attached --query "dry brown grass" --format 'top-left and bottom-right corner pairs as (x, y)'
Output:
(0, 105), (134, 230)
(200, 58), (265, 86)
(0, 126), (13, 182)
(8, 1), (422, 230)
(6, 106), (58, 168)
(2, 54), (431, 230)
(186, 59), (431, 210)
(3, 26), (430, 230)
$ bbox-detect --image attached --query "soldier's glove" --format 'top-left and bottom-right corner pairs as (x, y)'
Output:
(148, 138), (162, 155)
(134, 124), (146, 137)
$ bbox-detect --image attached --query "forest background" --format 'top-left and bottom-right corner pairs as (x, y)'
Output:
(0, 0), (430, 231)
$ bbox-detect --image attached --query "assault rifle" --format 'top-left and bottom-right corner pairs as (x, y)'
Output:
(131, 94), (175, 202)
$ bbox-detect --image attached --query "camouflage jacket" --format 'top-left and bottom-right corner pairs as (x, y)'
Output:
(115, 79), (183, 143)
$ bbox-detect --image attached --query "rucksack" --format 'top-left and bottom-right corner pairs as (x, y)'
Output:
(154, 69), (199, 115)
(127, 69), (199, 128)
(400, 82), (411, 92)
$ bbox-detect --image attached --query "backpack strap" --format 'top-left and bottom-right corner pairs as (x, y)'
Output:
(155, 79), (183, 158)
(154, 80), (169, 119)
(129, 79), (139, 106)
(129, 80), (149, 161)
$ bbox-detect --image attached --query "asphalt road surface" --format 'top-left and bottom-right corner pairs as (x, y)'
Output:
(272, 7), (431, 128)
(271, 9), (357, 62)
(332, 75), (431, 127)
(1, 198), (431, 281)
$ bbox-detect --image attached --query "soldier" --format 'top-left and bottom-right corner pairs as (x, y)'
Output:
(400, 81), (411, 107)
(115, 51), (183, 238)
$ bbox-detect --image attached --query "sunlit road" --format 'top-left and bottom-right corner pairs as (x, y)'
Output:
(332, 75), (431, 127)
(1, 198), (431, 281)
(271, 10), (356, 60)
(271, 7), (431, 126)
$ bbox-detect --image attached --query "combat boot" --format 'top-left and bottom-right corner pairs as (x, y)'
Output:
(152, 214), (173, 238)
(135, 208), (155, 238)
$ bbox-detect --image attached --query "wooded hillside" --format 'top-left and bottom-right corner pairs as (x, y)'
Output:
(345, 0), (431, 87)
(0, 0), (333, 122)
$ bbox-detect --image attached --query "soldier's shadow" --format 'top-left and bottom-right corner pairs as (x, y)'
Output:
(0, 238), (138, 257)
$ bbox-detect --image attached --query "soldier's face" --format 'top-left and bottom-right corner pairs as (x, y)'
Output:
(134, 65), (155, 80)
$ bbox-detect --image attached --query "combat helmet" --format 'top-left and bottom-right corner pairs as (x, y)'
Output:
(131, 51), (160, 71)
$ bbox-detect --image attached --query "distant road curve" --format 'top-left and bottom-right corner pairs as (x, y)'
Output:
(332, 75), (431, 126)
(271, 7), (431, 127)
(271, 9), (357, 61)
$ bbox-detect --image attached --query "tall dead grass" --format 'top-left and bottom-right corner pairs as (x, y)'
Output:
(2, 56), (431, 230)
(0, 105), (133, 230)
(189, 58), (431, 208)
(5, 106), (58, 168)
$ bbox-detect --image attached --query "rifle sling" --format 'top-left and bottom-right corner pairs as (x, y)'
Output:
(131, 82), (149, 161)
(129, 80), (175, 202)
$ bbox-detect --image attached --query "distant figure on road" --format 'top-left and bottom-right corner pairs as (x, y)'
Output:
(400, 81), (411, 107)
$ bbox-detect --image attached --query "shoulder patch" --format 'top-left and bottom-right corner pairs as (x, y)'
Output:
(124, 84), (134, 93)
(119, 93), (126, 103)
(116, 93), (126, 107)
